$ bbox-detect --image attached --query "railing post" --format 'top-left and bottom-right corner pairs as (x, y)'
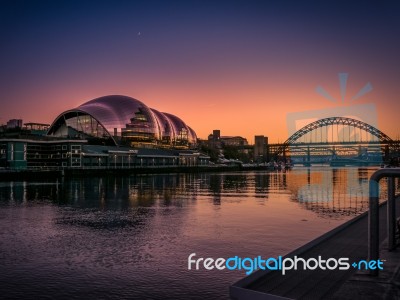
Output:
(368, 178), (380, 276)
(368, 168), (400, 276)
(387, 177), (396, 251)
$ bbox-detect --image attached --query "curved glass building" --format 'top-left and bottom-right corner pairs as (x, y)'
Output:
(47, 95), (197, 149)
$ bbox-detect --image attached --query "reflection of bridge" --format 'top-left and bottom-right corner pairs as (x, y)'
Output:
(245, 117), (400, 166)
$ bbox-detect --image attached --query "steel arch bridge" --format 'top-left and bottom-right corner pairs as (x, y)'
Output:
(274, 117), (396, 160)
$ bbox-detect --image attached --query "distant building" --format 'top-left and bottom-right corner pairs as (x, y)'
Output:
(207, 129), (248, 148)
(24, 123), (50, 136)
(254, 135), (269, 161)
(6, 119), (22, 129)
(207, 130), (220, 148)
(220, 136), (248, 147)
(0, 121), (50, 138)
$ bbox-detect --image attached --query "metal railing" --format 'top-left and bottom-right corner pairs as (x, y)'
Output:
(368, 168), (400, 276)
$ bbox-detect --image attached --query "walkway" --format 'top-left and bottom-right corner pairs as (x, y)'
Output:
(230, 199), (400, 299)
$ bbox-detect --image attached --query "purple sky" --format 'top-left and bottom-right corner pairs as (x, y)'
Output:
(1, 0), (399, 142)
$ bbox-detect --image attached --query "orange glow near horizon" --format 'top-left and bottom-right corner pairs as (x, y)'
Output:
(2, 2), (400, 144)
(4, 70), (398, 145)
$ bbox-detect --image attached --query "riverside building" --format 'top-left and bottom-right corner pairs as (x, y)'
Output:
(0, 95), (209, 170)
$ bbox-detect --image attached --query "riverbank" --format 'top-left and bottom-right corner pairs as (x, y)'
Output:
(0, 164), (273, 180)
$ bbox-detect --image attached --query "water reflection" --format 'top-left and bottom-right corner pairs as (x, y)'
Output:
(287, 168), (390, 218)
(0, 167), (391, 222)
(0, 167), (395, 300)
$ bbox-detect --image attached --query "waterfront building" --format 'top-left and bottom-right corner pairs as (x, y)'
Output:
(0, 95), (209, 170)
(0, 139), (86, 169)
(47, 95), (197, 149)
(0, 139), (209, 170)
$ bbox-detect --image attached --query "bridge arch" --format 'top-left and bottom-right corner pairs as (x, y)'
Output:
(275, 117), (392, 156)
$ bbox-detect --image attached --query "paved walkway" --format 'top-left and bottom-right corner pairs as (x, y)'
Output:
(230, 199), (400, 300)
(329, 239), (400, 299)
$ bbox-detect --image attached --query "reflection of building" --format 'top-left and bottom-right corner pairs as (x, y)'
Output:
(47, 95), (197, 149)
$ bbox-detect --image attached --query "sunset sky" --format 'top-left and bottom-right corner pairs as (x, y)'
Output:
(1, 0), (399, 143)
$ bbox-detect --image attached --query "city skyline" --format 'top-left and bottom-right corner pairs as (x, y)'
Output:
(1, 0), (400, 143)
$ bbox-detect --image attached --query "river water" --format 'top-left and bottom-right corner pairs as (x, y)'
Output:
(0, 167), (385, 299)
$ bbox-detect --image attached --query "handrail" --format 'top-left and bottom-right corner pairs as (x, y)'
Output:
(368, 168), (400, 275)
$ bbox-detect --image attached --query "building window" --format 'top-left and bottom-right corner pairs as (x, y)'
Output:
(10, 144), (14, 161)
(71, 145), (81, 152)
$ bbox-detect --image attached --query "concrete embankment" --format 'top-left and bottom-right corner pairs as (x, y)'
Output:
(0, 169), (62, 181)
(0, 165), (271, 180)
(230, 198), (400, 300)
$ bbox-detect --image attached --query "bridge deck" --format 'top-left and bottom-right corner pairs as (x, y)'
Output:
(230, 199), (400, 300)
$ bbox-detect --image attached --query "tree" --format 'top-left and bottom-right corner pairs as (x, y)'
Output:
(200, 144), (219, 163)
